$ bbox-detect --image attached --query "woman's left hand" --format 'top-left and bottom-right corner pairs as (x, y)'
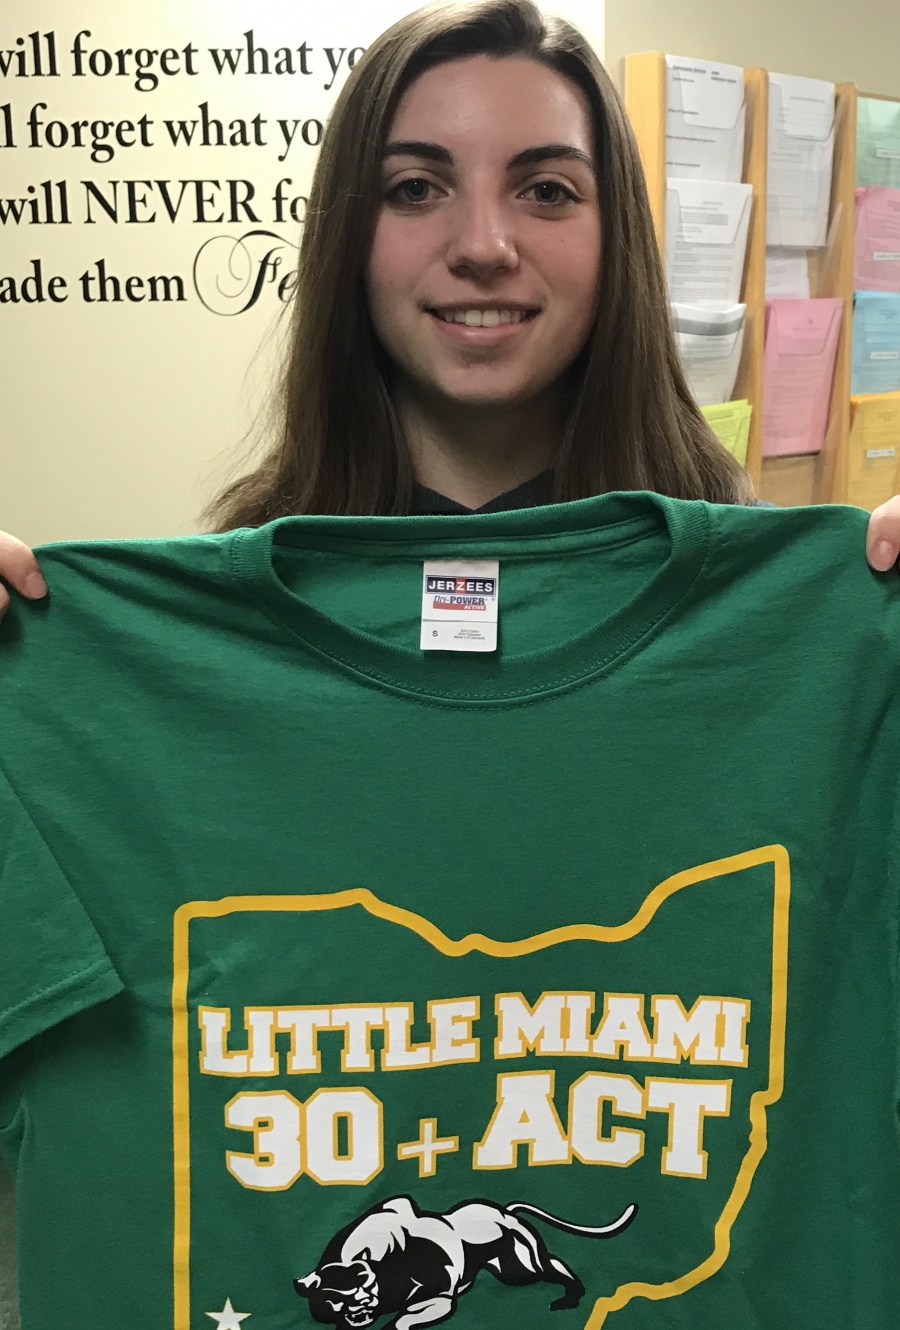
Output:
(867, 498), (900, 571)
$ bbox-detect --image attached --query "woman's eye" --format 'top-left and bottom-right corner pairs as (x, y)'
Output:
(389, 178), (433, 204)
(528, 181), (576, 205)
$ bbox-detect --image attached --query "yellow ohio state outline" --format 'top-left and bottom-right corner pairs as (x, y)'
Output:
(171, 844), (790, 1330)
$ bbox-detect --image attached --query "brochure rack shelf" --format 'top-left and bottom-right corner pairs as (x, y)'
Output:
(760, 83), (856, 507)
(848, 91), (900, 511)
(622, 51), (667, 255)
(736, 67), (768, 492)
(623, 52), (856, 506)
(848, 392), (900, 510)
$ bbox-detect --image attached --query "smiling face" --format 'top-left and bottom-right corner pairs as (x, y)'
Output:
(366, 55), (602, 415)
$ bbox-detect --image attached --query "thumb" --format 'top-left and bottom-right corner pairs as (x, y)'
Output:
(0, 531), (47, 599)
(865, 498), (900, 572)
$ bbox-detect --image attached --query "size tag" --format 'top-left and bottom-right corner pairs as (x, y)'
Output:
(420, 560), (499, 652)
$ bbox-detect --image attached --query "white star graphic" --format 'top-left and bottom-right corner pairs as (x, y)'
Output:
(206, 1298), (251, 1329)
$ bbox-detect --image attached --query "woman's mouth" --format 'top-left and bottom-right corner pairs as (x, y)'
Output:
(429, 305), (538, 327)
(426, 305), (540, 339)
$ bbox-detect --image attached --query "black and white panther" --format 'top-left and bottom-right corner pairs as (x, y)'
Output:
(293, 1193), (637, 1329)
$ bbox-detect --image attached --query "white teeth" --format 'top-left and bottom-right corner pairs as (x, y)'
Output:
(438, 308), (528, 326)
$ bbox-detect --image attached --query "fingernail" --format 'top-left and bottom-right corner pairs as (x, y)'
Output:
(24, 572), (47, 598)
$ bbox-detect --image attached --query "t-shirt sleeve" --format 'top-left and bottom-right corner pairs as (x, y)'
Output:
(0, 765), (123, 1062)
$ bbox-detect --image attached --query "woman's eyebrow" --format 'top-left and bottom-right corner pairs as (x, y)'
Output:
(382, 140), (453, 164)
(508, 144), (594, 170)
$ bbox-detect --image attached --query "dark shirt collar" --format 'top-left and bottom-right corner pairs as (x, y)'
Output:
(413, 472), (771, 514)
(413, 469), (555, 516)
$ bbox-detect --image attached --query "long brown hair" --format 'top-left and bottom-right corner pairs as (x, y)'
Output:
(207, 0), (751, 529)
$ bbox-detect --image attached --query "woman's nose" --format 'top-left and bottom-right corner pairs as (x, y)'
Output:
(445, 192), (519, 279)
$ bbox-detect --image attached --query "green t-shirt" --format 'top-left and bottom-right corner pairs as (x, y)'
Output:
(0, 491), (898, 1330)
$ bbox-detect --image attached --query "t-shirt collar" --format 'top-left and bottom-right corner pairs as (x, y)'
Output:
(229, 492), (711, 707)
(413, 470), (555, 516)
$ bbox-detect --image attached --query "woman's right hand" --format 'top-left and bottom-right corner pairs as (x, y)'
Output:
(0, 532), (47, 621)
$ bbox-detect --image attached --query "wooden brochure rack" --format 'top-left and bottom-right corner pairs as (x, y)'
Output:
(845, 91), (900, 511)
(623, 52), (856, 506)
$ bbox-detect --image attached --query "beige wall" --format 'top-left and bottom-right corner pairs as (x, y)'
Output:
(605, 0), (900, 96)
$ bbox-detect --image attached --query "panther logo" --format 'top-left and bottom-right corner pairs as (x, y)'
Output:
(294, 1193), (637, 1329)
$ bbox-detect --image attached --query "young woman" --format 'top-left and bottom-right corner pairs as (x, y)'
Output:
(1, 0), (898, 616)
(2, 8), (899, 1329)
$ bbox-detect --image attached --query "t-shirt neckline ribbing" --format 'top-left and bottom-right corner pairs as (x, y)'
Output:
(229, 491), (712, 707)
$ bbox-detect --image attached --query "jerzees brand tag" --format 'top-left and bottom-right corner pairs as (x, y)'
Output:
(420, 559), (500, 652)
